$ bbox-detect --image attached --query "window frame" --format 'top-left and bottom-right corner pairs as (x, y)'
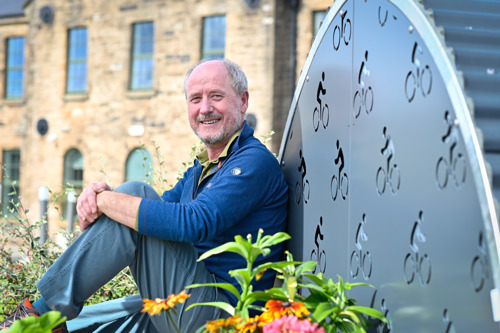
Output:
(63, 148), (84, 190)
(129, 21), (155, 91)
(125, 147), (153, 183)
(201, 15), (226, 60)
(312, 10), (328, 40)
(1, 149), (21, 216)
(5, 37), (25, 100)
(66, 27), (88, 94)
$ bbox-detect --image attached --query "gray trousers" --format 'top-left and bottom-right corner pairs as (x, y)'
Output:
(36, 181), (229, 332)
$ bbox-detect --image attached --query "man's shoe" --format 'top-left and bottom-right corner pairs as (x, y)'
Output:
(0, 298), (39, 329)
(0, 298), (68, 332)
(53, 322), (69, 333)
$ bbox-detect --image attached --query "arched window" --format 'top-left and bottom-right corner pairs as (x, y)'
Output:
(63, 148), (83, 222)
(125, 148), (153, 183)
(63, 148), (84, 189)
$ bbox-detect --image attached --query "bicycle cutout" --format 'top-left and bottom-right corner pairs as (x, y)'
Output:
(403, 211), (431, 286)
(312, 72), (329, 132)
(295, 149), (310, 204)
(350, 214), (372, 280)
(310, 217), (326, 274)
(376, 127), (400, 195)
(470, 231), (489, 293)
(333, 10), (351, 51)
(405, 41), (432, 102)
(436, 110), (466, 189)
(370, 290), (392, 333)
(442, 309), (456, 333)
(378, 6), (397, 28)
(353, 51), (374, 119)
(331, 140), (348, 201)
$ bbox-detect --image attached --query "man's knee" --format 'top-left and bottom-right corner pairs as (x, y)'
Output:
(114, 181), (160, 200)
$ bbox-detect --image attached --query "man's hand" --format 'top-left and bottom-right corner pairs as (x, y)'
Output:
(77, 182), (112, 231)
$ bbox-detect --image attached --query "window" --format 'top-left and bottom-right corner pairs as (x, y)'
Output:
(125, 148), (153, 183)
(201, 15), (226, 60)
(5, 37), (25, 99)
(1, 149), (20, 216)
(66, 27), (88, 94)
(313, 10), (327, 39)
(63, 149), (84, 189)
(130, 22), (154, 91)
(63, 149), (83, 221)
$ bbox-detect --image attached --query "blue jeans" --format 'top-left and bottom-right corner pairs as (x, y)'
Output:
(36, 181), (229, 332)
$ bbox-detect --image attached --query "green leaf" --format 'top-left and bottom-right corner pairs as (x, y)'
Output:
(197, 242), (247, 261)
(230, 268), (252, 287)
(348, 305), (387, 322)
(259, 232), (290, 248)
(186, 282), (240, 299)
(312, 302), (337, 323)
(185, 301), (235, 317)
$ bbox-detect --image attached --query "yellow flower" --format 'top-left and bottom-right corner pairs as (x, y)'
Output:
(205, 315), (243, 333)
(142, 290), (191, 316)
(259, 300), (310, 324)
(256, 268), (267, 281)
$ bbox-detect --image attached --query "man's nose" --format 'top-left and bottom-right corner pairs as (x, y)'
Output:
(200, 97), (212, 113)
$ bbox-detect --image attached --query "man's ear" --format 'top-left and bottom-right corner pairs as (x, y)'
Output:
(240, 91), (249, 114)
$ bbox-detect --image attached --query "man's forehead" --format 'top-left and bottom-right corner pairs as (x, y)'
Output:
(187, 64), (231, 91)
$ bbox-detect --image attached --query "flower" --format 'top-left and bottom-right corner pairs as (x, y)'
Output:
(259, 300), (310, 325)
(239, 315), (260, 333)
(263, 314), (325, 333)
(205, 315), (243, 333)
(166, 289), (190, 308)
(142, 298), (169, 316)
(142, 290), (191, 316)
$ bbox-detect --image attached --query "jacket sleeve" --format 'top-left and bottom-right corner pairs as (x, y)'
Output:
(136, 146), (285, 243)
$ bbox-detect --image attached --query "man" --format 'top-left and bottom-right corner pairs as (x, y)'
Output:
(0, 59), (288, 332)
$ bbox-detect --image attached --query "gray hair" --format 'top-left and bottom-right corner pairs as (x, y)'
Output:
(183, 59), (248, 97)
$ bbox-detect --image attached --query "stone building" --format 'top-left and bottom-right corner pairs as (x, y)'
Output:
(0, 0), (331, 233)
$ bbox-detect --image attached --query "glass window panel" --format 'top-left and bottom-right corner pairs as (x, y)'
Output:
(63, 149), (84, 189)
(201, 15), (226, 60)
(130, 22), (154, 90)
(5, 37), (25, 99)
(1, 149), (20, 216)
(125, 148), (153, 182)
(313, 10), (327, 39)
(66, 27), (87, 94)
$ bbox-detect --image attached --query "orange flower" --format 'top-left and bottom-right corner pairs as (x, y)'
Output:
(142, 290), (191, 316)
(142, 298), (169, 316)
(205, 315), (243, 333)
(239, 315), (260, 333)
(259, 300), (310, 324)
(166, 289), (190, 308)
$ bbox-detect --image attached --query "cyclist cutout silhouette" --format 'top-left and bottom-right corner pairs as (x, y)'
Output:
(353, 50), (374, 119)
(295, 149), (310, 204)
(331, 140), (348, 201)
(312, 72), (329, 132)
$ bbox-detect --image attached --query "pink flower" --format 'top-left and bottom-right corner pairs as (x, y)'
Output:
(262, 314), (325, 333)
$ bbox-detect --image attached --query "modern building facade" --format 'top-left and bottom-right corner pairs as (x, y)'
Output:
(0, 0), (331, 232)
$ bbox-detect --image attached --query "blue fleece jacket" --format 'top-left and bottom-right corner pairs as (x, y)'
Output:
(136, 123), (288, 305)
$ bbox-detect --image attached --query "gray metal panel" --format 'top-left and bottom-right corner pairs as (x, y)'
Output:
(422, 0), (500, 216)
(279, 0), (500, 331)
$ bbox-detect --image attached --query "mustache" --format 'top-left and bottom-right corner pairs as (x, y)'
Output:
(198, 112), (222, 122)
